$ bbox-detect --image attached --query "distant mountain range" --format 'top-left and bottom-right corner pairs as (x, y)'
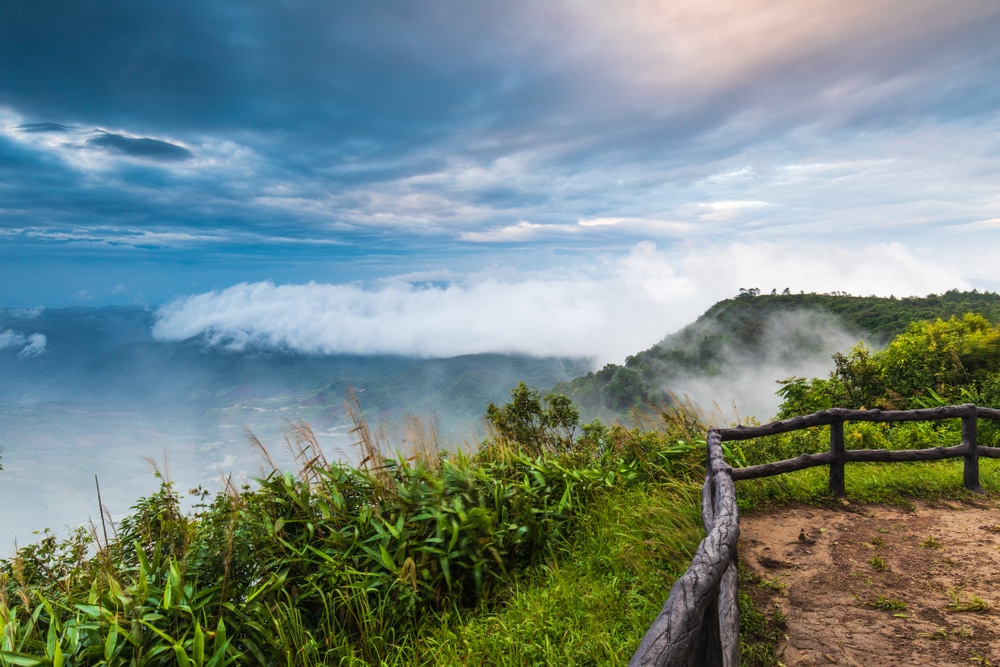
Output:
(0, 306), (589, 432)
(6, 291), (1000, 431)
(0, 306), (590, 551)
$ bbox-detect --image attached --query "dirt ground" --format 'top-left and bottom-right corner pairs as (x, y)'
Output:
(739, 498), (1000, 666)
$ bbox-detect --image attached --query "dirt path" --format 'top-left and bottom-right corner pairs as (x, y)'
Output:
(739, 498), (1000, 666)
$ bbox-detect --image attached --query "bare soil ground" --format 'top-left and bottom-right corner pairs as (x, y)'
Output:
(740, 498), (1000, 666)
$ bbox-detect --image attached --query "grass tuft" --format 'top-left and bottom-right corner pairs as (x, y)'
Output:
(946, 590), (992, 613)
(869, 556), (888, 571)
(861, 593), (907, 612)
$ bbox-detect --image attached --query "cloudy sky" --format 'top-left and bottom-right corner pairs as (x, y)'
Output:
(2, 1), (999, 361)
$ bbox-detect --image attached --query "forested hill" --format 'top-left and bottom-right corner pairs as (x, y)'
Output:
(553, 289), (1000, 420)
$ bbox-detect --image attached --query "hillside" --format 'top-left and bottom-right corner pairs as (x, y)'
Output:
(553, 290), (1000, 421)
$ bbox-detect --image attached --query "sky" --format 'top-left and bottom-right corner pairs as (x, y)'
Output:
(2, 0), (1000, 362)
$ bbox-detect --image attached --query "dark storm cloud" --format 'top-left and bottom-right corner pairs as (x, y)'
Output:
(17, 122), (73, 133)
(88, 132), (193, 161)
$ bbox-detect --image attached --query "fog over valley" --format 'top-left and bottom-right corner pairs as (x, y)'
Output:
(0, 294), (884, 554)
(0, 305), (594, 553)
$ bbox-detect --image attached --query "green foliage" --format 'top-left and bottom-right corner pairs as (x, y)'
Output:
(776, 313), (1000, 419)
(862, 593), (907, 612)
(0, 393), (709, 666)
(407, 484), (704, 666)
(879, 313), (1000, 400)
(555, 289), (1000, 419)
(486, 381), (580, 456)
(737, 562), (787, 667)
(946, 590), (991, 613)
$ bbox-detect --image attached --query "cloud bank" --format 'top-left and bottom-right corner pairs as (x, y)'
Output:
(154, 241), (968, 363)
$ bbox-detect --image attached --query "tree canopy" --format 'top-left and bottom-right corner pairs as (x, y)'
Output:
(777, 313), (1000, 417)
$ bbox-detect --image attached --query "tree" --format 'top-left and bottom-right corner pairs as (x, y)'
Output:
(486, 382), (580, 456)
(878, 314), (1000, 403)
(776, 313), (1000, 416)
(599, 367), (646, 411)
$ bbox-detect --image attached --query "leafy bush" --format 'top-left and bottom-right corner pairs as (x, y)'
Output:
(778, 313), (1000, 417)
(1, 389), (706, 666)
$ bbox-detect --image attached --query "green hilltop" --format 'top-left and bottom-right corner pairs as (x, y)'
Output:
(553, 289), (1000, 420)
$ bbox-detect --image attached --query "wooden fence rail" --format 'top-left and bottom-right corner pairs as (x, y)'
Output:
(629, 404), (1000, 667)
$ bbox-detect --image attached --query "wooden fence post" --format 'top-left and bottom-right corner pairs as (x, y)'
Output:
(688, 598), (723, 667)
(962, 410), (982, 493)
(829, 419), (846, 497)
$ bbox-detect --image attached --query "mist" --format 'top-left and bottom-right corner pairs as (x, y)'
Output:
(660, 309), (871, 424)
(0, 306), (589, 555)
(0, 237), (974, 555)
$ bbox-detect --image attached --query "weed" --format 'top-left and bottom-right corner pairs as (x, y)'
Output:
(916, 626), (949, 640)
(759, 576), (788, 595)
(869, 556), (888, 571)
(969, 649), (994, 666)
(946, 590), (992, 613)
(921, 536), (943, 549)
(861, 593), (907, 612)
(870, 536), (885, 548)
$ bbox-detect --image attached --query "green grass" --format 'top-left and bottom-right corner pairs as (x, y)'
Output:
(946, 590), (992, 613)
(4, 393), (1000, 666)
(869, 556), (888, 571)
(408, 484), (704, 665)
(735, 458), (1000, 514)
(862, 593), (908, 612)
(737, 563), (788, 666)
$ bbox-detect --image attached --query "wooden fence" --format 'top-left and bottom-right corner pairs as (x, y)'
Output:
(628, 403), (1000, 667)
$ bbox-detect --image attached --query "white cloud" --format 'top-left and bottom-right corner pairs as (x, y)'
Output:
(0, 330), (47, 358)
(576, 217), (695, 236)
(9, 307), (43, 319)
(960, 218), (1000, 230)
(0, 330), (25, 350)
(153, 240), (969, 365)
(459, 221), (578, 242)
(19, 334), (47, 358)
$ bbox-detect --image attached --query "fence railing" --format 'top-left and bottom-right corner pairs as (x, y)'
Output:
(628, 403), (1000, 667)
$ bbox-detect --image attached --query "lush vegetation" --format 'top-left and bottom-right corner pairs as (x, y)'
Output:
(5, 292), (1000, 666)
(0, 394), (709, 666)
(719, 309), (1000, 483)
(553, 289), (1000, 418)
(776, 312), (1000, 416)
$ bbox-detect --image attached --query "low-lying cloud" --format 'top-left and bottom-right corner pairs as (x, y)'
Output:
(153, 241), (969, 365)
(664, 310), (872, 423)
(0, 330), (47, 357)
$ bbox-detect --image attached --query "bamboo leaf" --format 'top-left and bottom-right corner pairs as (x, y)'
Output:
(104, 619), (119, 662)
(379, 543), (397, 571)
(174, 643), (192, 667)
(194, 620), (205, 667)
(0, 652), (44, 666)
